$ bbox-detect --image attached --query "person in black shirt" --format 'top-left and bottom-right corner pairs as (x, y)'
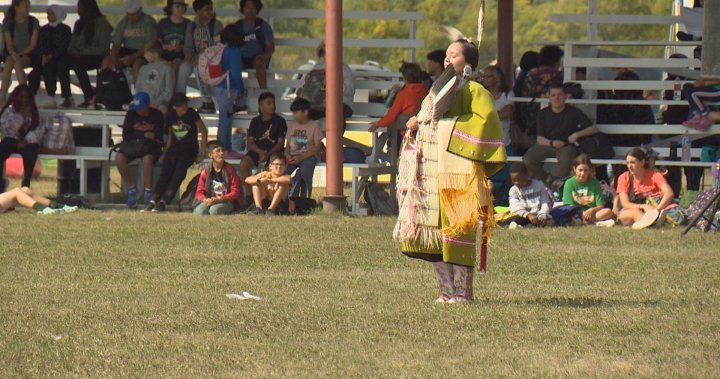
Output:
(116, 92), (166, 208)
(523, 83), (598, 184)
(239, 92), (287, 198)
(144, 93), (208, 212)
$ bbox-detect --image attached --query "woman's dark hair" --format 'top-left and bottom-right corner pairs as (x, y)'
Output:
(626, 147), (649, 169)
(572, 154), (593, 169)
(74, 0), (104, 43)
(163, 0), (186, 16)
(5, 0), (27, 31)
(258, 91), (275, 105)
(269, 152), (287, 164)
(0, 84), (39, 135)
(290, 97), (311, 112)
(426, 49), (445, 65)
(538, 45), (564, 67)
(220, 24), (243, 47)
(454, 39), (479, 71)
(484, 65), (509, 94)
(519, 50), (540, 72)
(400, 62), (424, 84)
(239, 0), (263, 13)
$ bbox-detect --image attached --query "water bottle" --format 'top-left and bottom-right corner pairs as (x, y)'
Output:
(681, 132), (691, 162)
(384, 85), (400, 108)
(673, 81), (682, 101)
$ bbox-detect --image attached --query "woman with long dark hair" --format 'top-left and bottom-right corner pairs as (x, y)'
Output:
(67, 0), (112, 108)
(0, 85), (42, 192)
(0, 0), (40, 105)
(616, 147), (674, 229)
(394, 39), (506, 304)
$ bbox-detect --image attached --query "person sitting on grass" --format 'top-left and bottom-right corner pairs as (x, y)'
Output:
(498, 162), (552, 229)
(562, 154), (616, 227)
(193, 140), (242, 215)
(244, 153), (291, 215)
(285, 97), (322, 198)
(239, 91), (287, 201)
(143, 93), (207, 212)
(0, 186), (77, 215)
(616, 147), (674, 230)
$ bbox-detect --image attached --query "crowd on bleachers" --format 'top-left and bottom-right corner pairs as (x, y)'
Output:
(0, 0), (718, 227)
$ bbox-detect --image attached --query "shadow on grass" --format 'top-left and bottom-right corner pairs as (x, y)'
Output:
(483, 297), (661, 308)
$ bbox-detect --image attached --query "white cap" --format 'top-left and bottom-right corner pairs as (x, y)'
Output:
(126, 0), (142, 13)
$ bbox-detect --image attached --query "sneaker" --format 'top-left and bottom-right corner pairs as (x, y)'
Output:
(59, 97), (73, 108)
(246, 207), (264, 215)
(232, 104), (248, 114)
(60, 205), (79, 214)
(127, 187), (138, 208)
(595, 219), (616, 228)
(265, 208), (279, 216)
(42, 97), (58, 109)
(38, 207), (61, 215)
(447, 295), (469, 304)
(141, 200), (155, 212)
(153, 200), (166, 212)
(198, 102), (215, 113)
(143, 190), (153, 205)
(632, 209), (660, 230)
(434, 295), (450, 304)
(654, 210), (666, 228)
(682, 114), (702, 128)
(694, 116), (713, 131)
(508, 221), (522, 230)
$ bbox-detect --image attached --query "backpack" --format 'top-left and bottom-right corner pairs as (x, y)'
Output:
(179, 173), (201, 211)
(576, 132), (615, 159)
(41, 115), (75, 154)
(363, 182), (398, 216)
(197, 43), (228, 86)
(95, 68), (133, 111)
(299, 68), (326, 111)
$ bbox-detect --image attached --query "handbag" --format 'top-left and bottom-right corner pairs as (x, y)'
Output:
(109, 138), (153, 161)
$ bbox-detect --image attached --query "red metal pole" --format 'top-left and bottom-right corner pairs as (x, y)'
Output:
(497, 1), (514, 87)
(323, 0), (346, 212)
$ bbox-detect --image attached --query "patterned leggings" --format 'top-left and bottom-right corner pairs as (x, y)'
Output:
(432, 262), (474, 300)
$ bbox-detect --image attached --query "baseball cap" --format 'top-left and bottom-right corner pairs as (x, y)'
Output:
(126, 0), (142, 14)
(129, 92), (150, 111)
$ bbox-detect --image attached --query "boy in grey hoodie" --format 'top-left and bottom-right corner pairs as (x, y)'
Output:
(501, 162), (553, 228)
(176, 0), (223, 113)
(136, 41), (175, 114)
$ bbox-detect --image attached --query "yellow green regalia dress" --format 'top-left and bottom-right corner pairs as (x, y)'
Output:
(393, 68), (506, 271)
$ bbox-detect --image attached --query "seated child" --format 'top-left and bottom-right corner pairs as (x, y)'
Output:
(500, 162), (552, 228)
(562, 154), (616, 227)
(193, 140), (242, 215)
(285, 97), (322, 198)
(244, 153), (291, 215)
(239, 92), (287, 200)
(136, 40), (176, 115)
(0, 186), (78, 215)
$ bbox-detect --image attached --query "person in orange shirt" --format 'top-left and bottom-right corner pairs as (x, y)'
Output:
(616, 147), (674, 229)
(368, 62), (428, 156)
(244, 152), (291, 215)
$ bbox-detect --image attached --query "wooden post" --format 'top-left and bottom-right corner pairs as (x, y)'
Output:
(497, 0), (513, 87)
(702, 1), (720, 78)
(323, 0), (347, 213)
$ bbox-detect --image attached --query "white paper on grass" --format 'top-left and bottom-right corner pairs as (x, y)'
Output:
(225, 291), (262, 301)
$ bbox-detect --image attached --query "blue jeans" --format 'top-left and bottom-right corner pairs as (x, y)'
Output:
(213, 87), (245, 150)
(193, 201), (235, 215)
(286, 156), (317, 198)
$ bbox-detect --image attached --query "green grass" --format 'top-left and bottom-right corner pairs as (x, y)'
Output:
(1, 209), (719, 377)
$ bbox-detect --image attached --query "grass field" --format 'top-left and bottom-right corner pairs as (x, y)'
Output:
(1, 198), (719, 377)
